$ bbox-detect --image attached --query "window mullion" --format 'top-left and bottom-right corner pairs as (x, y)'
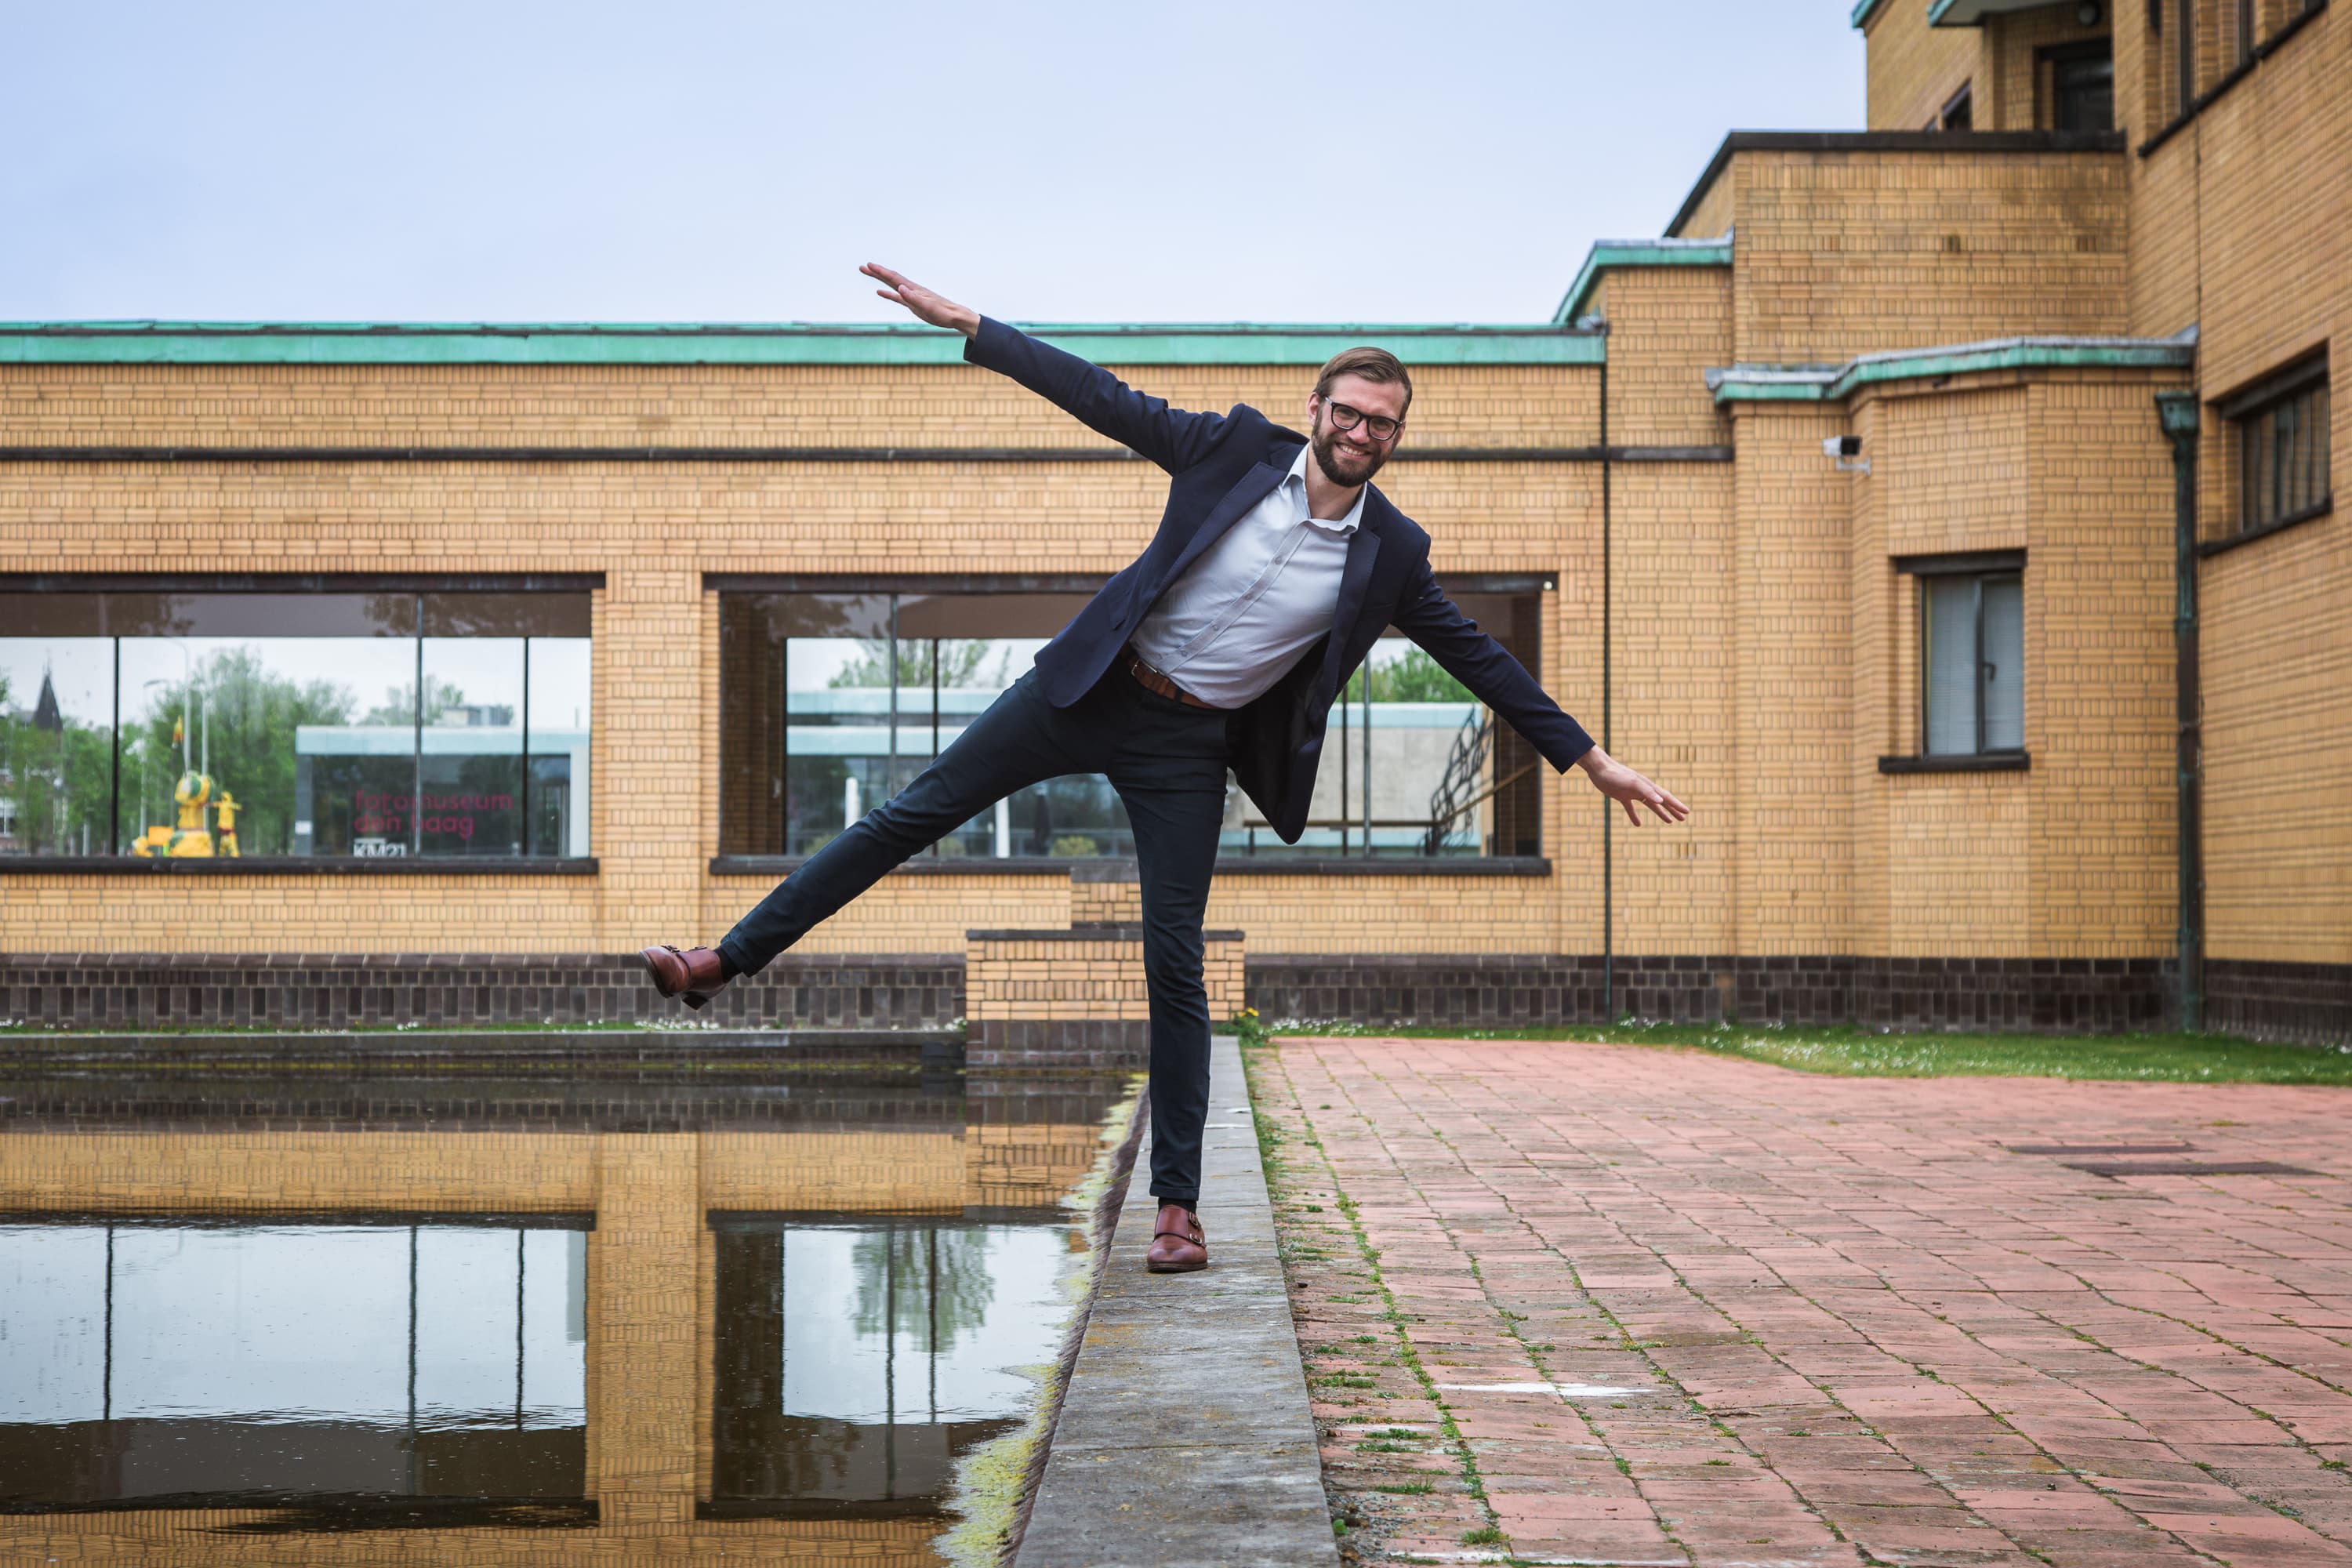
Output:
(1973, 575), (1987, 757)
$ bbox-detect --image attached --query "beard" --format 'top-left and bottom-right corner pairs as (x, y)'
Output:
(1312, 425), (1388, 488)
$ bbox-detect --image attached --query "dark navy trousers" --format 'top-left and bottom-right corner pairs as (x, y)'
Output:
(720, 666), (1229, 1206)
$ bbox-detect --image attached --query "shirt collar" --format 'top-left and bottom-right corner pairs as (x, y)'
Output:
(1283, 442), (1367, 535)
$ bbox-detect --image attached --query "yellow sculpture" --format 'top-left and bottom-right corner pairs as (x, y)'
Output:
(165, 771), (215, 858)
(213, 789), (241, 858)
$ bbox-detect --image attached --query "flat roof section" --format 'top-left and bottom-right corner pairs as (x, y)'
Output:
(1664, 129), (2128, 238)
(1552, 237), (1734, 327)
(1706, 330), (2198, 404)
(0, 321), (1604, 368)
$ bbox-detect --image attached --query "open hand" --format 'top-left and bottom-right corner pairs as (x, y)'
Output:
(861, 263), (980, 336)
(1577, 746), (1690, 826)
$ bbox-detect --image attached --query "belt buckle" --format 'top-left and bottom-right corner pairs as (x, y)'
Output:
(1130, 653), (1184, 704)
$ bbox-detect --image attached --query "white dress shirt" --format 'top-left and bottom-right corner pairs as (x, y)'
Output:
(1127, 444), (1365, 709)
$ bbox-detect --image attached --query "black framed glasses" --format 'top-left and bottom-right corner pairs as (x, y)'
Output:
(1323, 400), (1403, 443)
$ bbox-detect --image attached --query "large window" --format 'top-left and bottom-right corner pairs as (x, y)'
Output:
(2227, 358), (2332, 536)
(717, 585), (1547, 862)
(1920, 564), (2025, 757)
(0, 589), (591, 861)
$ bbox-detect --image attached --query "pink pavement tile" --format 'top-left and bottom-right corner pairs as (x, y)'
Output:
(1260, 1038), (2352, 1568)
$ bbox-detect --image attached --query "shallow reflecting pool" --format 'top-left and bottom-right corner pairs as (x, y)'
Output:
(0, 1068), (1128, 1563)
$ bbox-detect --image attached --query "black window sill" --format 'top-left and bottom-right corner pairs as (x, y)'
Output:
(1878, 753), (2030, 775)
(2139, 0), (2328, 158)
(2198, 498), (2332, 558)
(0, 856), (599, 875)
(710, 854), (1553, 878)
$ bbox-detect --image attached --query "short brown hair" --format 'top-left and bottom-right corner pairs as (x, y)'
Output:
(1314, 347), (1413, 417)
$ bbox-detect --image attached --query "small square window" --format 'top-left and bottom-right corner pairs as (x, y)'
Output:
(1922, 573), (2024, 757)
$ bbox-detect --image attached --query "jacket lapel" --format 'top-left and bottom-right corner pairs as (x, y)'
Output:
(1156, 452), (1294, 592)
(1315, 512), (1384, 699)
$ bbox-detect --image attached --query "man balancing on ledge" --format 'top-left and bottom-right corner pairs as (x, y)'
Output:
(645, 262), (1690, 1272)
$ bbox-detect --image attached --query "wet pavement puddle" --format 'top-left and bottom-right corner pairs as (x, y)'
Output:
(0, 1067), (1131, 1564)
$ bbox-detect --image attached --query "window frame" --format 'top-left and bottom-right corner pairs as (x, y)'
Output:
(710, 575), (1559, 873)
(2222, 354), (2332, 539)
(1884, 552), (2030, 774)
(2039, 40), (2117, 133)
(0, 575), (599, 873)
(1938, 82), (1975, 132)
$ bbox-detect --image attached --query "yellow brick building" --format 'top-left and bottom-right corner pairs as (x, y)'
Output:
(0, 0), (2342, 1042)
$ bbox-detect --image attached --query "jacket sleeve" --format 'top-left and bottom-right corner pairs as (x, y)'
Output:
(1389, 557), (1596, 771)
(963, 315), (1229, 474)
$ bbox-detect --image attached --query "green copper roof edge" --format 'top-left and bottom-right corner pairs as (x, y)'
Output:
(1550, 237), (1734, 326)
(1853, 0), (1891, 28)
(1710, 334), (2198, 404)
(1925, 0), (1959, 24)
(0, 321), (1605, 368)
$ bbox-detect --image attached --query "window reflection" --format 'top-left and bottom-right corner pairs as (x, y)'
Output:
(0, 638), (112, 857)
(708, 1215), (1076, 1519)
(0, 591), (591, 860)
(0, 1221), (587, 1508)
(717, 586), (1547, 861)
(720, 592), (1127, 858)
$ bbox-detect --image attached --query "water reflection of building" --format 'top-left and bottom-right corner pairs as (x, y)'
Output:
(0, 1072), (1124, 1564)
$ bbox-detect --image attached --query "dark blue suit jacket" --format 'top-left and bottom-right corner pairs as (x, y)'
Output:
(965, 316), (1595, 844)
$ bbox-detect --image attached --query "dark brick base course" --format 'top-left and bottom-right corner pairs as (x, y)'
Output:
(1246, 953), (2179, 1034)
(2206, 960), (2352, 1046)
(11, 951), (2338, 1044)
(1853, 957), (2172, 1033)
(0, 953), (964, 1033)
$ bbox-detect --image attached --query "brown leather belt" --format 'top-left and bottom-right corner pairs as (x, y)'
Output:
(1123, 645), (1218, 710)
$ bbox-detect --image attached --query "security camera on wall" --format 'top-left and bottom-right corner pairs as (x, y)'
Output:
(1823, 434), (1869, 474)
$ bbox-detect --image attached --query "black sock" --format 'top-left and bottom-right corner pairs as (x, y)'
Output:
(716, 950), (741, 982)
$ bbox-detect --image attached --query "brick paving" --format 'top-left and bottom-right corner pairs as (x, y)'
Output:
(1250, 1036), (2352, 1568)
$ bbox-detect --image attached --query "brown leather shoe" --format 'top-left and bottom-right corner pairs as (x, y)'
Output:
(641, 944), (729, 1011)
(1145, 1203), (1207, 1273)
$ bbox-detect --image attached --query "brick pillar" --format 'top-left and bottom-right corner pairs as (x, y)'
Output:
(595, 569), (706, 949)
(965, 868), (1243, 1069)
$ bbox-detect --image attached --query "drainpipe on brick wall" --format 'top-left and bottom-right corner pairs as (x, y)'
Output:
(2156, 390), (2202, 1031)
(1599, 335), (1614, 1025)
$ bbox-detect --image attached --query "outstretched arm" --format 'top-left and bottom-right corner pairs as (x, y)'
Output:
(861, 262), (1229, 474)
(1391, 561), (1689, 828)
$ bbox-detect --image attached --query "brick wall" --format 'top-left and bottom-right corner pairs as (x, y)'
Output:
(1864, 0), (1981, 131)
(1727, 148), (2129, 363)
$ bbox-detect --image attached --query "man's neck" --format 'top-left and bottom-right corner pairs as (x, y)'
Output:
(1301, 450), (1364, 523)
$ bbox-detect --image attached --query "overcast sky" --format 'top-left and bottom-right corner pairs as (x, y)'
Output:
(3, 2), (1863, 326)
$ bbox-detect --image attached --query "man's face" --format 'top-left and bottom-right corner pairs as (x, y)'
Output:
(1308, 373), (1407, 488)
